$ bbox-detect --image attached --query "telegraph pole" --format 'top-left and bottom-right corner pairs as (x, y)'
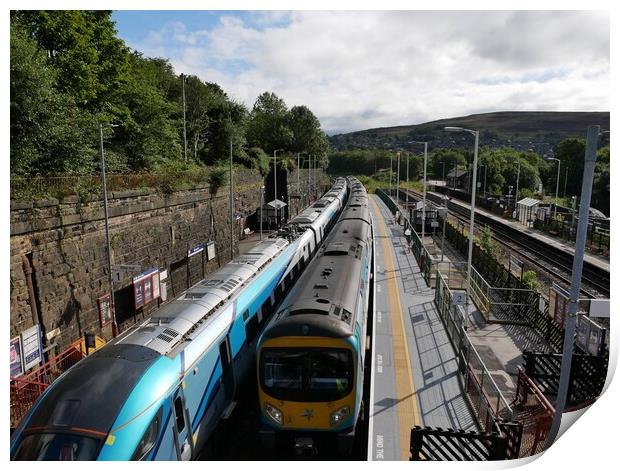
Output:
(182, 74), (187, 161)
(229, 135), (234, 259)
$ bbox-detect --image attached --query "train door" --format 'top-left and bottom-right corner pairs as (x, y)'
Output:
(219, 338), (235, 399)
(172, 388), (194, 460)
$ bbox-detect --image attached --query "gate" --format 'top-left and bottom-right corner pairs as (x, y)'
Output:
(523, 351), (607, 407)
(510, 366), (554, 456)
(410, 426), (509, 460)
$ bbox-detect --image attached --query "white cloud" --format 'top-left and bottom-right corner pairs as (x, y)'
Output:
(126, 10), (609, 134)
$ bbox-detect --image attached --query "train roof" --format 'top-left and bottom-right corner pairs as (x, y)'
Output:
(115, 237), (289, 356)
(262, 218), (371, 340)
(23, 344), (159, 437)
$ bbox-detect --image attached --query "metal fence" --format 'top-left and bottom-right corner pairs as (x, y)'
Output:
(10, 343), (87, 429)
(434, 272), (514, 432)
(376, 189), (435, 286)
(511, 366), (554, 456)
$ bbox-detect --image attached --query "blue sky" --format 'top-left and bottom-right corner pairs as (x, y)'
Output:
(110, 10), (609, 134)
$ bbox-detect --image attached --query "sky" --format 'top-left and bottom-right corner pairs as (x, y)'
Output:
(113, 10), (609, 135)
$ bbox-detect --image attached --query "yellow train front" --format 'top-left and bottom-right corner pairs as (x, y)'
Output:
(256, 177), (372, 455)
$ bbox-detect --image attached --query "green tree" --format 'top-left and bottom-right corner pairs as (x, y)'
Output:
(12, 10), (130, 113)
(10, 21), (97, 174)
(478, 225), (498, 258)
(246, 91), (292, 154)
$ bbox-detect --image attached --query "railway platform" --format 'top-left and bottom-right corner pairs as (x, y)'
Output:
(427, 190), (610, 273)
(368, 194), (476, 460)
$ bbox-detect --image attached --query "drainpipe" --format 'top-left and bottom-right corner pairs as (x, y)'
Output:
(22, 254), (39, 327)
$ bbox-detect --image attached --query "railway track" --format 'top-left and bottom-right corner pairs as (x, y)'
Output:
(398, 189), (610, 299)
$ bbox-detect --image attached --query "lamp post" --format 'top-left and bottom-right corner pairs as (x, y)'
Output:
(515, 159), (521, 219)
(390, 153), (393, 199)
(396, 152), (401, 204)
(98, 122), (120, 337)
(445, 127), (479, 329)
(229, 134), (234, 259)
(484, 164), (488, 198)
(546, 157), (561, 219)
(545, 126), (605, 450)
(411, 141), (429, 245)
(181, 74), (187, 161)
(273, 149), (284, 229)
(307, 154), (312, 204)
(441, 161), (446, 183)
(564, 167), (569, 197)
(260, 186), (265, 240)
(406, 152), (410, 208)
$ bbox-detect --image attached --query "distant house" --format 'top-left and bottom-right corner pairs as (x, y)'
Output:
(446, 169), (469, 190)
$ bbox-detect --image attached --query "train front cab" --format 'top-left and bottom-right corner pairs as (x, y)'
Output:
(256, 334), (361, 455)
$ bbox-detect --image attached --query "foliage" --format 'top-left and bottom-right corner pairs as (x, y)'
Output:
(208, 167), (228, 196)
(10, 11), (329, 182)
(478, 225), (498, 258)
(522, 270), (539, 290)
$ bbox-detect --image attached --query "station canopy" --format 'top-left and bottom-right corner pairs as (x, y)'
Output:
(266, 199), (287, 209)
(517, 197), (541, 207)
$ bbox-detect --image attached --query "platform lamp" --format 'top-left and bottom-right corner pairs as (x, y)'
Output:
(444, 127), (479, 330)
(273, 149), (284, 229)
(410, 141), (429, 244)
(545, 156), (561, 219)
(99, 122), (120, 337)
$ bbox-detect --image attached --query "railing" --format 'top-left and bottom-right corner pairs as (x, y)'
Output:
(10, 344), (87, 429)
(434, 272), (514, 432)
(512, 366), (554, 456)
(376, 188), (436, 287)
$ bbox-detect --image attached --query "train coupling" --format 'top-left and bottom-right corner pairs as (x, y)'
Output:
(294, 437), (318, 457)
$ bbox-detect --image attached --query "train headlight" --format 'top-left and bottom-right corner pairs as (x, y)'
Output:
(265, 403), (283, 425)
(330, 406), (350, 427)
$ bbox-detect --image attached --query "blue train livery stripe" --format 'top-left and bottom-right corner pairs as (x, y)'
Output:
(151, 408), (172, 459)
(191, 360), (222, 430)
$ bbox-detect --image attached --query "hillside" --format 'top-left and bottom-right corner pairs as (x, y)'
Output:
(328, 111), (610, 155)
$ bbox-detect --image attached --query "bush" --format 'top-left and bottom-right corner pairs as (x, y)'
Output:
(523, 270), (538, 290)
(208, 167), (228, 196)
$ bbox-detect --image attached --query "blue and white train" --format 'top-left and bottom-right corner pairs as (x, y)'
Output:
(10, 178), (348, 461)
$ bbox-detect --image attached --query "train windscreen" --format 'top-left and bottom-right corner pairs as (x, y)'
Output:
(12, 433), (102, 460)
(260, 347), (353, 402)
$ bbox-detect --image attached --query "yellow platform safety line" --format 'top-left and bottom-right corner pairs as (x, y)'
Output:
(370, 197), (421, 460)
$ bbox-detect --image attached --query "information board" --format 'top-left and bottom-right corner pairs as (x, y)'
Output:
(21, 324), (42, 371)
(549, 283), (570, 327)
(98, 293), (112, 327)
(10, 337), (24, 377)
(133, 268), (161, 309)
(206, 241), (216, 261)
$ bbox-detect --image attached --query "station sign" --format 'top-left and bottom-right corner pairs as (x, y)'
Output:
(188, 244), (205, 258)
(20, 324), (43, 371)
(10, 336), (24, 377)
(133, 268), (161, 310)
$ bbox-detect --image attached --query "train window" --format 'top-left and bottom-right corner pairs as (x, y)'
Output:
(174, 396), (186, 433)
(245, 315), (259, 343)
(242, 310), (249, 321)
(131, 407), (163, 460)
(13, 433), (101, 460)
